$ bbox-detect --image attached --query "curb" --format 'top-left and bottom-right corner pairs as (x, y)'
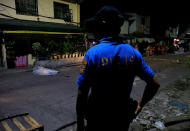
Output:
(0, 63), (82, 74)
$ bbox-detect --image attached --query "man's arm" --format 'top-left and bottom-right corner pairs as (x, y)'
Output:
(76, 86), (90, 131)
(135, 76), (160, 115)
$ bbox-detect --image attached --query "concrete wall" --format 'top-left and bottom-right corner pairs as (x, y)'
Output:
(120, 20), (129, 34)
(127, 13), (150, 34)
(136, 14), (141, 33)
(128, 13), (137, 34)
(144, 16), (150, 34)
(0, 0), (80, 25)
(129, 20), (136, 34)
(137, 15), (150, 34)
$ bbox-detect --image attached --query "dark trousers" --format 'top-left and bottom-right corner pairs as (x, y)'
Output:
(85, 99), (137, 131)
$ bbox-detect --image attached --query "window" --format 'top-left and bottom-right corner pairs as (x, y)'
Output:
(15, 0), (38, 16)
(54, 2), (72, 22)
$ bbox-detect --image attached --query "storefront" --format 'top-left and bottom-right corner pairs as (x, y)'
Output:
(0, 38), (3, 68)
(0, 18), (83, 69)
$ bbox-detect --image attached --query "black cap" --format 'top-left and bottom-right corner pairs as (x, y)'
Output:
(84, 6), (124, 32)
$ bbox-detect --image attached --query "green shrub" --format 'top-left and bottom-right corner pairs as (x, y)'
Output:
(47, 40), (59, 56)
(187, 56), (190, 68)
(63, 42), (74, 54)
(32, 42), (41, 58)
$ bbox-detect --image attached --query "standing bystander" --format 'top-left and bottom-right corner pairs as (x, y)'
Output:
(76, 6), (160, 131)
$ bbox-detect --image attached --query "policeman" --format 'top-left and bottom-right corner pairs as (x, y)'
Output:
(76, 6), (160, 131)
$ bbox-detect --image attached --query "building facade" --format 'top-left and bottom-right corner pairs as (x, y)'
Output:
(126, 13), (150, 35)
(119, 12), (152, 45)
(0, 0), (80, 25)
(120, 12), (151, 35)
(0, 0), (82, 69)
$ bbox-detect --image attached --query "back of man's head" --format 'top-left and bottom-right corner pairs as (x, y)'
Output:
(84, 6), (124, 37)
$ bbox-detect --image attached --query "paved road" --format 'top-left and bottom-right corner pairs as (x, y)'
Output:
(0, 54), (190, 131)
(131, 54), (190, 131)
(0, 66), (79, 131)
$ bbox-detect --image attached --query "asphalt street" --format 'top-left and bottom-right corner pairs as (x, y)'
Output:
(0, 65), (79, 131)
(0, 53), (190, 131)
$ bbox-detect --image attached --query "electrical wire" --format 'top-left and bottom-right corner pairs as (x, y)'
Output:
(0, 3), (15, 10)
(0, 13), (19, 20)
(0, 3), (80, 25)
(0, 3), (12, 17)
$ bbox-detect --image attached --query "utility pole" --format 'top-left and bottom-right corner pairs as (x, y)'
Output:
(1, 32), (8, 69)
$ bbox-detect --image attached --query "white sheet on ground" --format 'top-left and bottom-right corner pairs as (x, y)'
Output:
(33, 66), (59, 76)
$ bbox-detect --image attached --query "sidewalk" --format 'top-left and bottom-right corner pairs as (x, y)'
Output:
(0, 67), (33, 74)
(0, 56), (84, 75)
(0, 53), (190, 131)
(1, 52), (189, 75)
(0, 64), (83, 77)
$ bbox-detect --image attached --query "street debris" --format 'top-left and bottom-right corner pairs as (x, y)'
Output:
(132, 78), (190, 130)
(154, 121), (165, 130)
(168, 100), (189, 111)
(33, 66), (59, 76)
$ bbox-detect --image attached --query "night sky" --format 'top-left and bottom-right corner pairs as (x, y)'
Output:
(79, 0), (190, 36)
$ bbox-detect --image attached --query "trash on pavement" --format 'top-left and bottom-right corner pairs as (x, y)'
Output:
(154, 121), (166, 130)
(132, 78), (190, 130)
(33, 66), (59, 76)
(168, 100), (189, 111)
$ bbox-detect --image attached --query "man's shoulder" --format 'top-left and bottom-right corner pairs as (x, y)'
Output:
(85, 44), (100, 55)
(119, 44), (141, 54)
(119, 43), (134, 49)
(86, 42), (140, 56)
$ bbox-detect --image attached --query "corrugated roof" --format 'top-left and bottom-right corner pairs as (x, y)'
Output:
(0, 18), (83, 33)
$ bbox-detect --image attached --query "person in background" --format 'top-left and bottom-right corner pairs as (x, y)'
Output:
(76, 6), (160, 131)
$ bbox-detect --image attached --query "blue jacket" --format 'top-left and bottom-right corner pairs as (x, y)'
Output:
(77, 37), (154, 118)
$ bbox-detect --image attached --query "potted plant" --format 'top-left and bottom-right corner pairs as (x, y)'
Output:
(32, 42), (41, 60)
(39, 47), (47, 60)
(47, 40), (59, 58)
(61, 53), (66, 59)
(51, 52), (57, 59)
